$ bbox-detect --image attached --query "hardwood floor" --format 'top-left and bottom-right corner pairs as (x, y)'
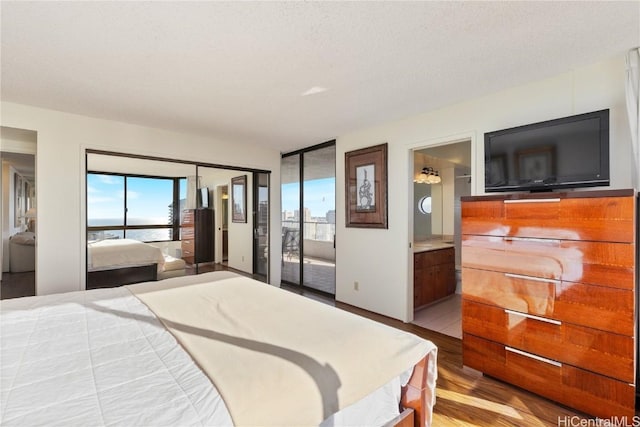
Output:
(0, 271), (35, 299)
(334, 301), (596, 426)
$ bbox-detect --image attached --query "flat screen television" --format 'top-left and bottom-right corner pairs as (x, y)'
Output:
(484, 109), (610, 193)
(198, 187), (210, 208)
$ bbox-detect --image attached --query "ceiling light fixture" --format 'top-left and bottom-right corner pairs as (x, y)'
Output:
(414, 167), (441, 184)
(301, 86), (328, 96)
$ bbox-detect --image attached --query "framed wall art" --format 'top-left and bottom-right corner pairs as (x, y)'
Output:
(231, 175), (247, 223)
(14, 173), (25, 228)
(345, 143), (388, 228)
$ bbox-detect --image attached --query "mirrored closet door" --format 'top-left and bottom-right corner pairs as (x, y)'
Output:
(86, 151), (270, 289)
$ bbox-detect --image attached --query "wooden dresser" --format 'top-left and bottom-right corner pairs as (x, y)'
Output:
(461, 190), (636, 419)
(414, 247), (456, 309)
(181, 209), (214, 264)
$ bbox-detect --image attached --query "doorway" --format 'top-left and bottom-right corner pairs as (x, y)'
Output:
(216, 184), (229, 263)
(1, 127), (37, 299)
(281, 141), (336, 296)
(411, 139), (471, 338)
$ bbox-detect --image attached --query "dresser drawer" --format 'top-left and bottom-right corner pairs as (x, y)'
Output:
(182, 209), (194, 224)
(462, 196), (634, 242)
(462, 268), (634, 335)
(463, 334), (635, 419)
(182, 248), (194, 257)
(462, 299), (634, 382)
(462, 236), (634, 290)
(181, 227), (195, 239)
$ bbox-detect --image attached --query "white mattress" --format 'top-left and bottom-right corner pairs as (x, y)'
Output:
(87, 239), (165, 273)
(1, 286), (413, 426)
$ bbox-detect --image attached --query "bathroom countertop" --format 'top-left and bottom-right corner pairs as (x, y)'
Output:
(413, 240), (455, 253)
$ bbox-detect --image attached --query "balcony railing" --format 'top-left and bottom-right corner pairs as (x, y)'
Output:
(282, 220), (335, 262)
(282, 220), (335, 242)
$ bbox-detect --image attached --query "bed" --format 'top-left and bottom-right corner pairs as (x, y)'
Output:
(87, 238), (186, 288)
(0, 271), (438, 426)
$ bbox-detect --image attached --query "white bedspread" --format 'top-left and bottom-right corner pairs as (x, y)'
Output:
(87, 238), (165, 272)
(0, 288), (232, 426)
(129, 272), (435, 426)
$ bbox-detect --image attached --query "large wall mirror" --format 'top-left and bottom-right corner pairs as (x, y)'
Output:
(85, 151), (269, 289)
(1, 126), (37, 299)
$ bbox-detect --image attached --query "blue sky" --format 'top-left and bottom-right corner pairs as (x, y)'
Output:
(88, 173), (335, 221)
(87, 174), (177, 223)
(282, 177), (335, 217)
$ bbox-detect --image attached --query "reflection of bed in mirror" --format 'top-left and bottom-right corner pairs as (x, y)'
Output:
(1, 271), (438, 426)
(87, 239), (186, 289)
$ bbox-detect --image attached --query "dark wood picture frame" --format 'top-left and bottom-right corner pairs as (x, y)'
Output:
(231, 175), (247, 223)
(345, 143), (388, 228)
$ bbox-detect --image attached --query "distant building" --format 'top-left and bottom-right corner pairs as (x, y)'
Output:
(168, 198), (187, 239)
(326, 210), (336, 224)
(282, 210), (296, 221)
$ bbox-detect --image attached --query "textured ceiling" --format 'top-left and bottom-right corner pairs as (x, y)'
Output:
(2, 1), (638, 153)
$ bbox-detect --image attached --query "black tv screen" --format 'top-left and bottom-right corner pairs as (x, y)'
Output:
(484, 109), (610, 192)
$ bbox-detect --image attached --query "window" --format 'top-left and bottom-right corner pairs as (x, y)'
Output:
(418, 196), (432, 215)
(87, 173), (184, 242)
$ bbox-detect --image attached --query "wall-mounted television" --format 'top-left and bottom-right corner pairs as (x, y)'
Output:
(198, 187), (210, 208)
(484, 109), (610, 193)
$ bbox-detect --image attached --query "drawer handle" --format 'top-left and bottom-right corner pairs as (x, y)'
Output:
(505, 346), (562, 367)
(504, 236), (561, 244)
(504, 309), (561, 325)
(504, 272), (560, 285)
(504, 198), (561, 204)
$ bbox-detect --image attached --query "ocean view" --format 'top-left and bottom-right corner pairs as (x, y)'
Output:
(87, 217), (172, 242)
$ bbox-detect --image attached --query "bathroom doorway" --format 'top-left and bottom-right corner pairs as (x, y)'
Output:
(411, 139), (471, 338)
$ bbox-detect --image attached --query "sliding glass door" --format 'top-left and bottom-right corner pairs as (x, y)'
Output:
(281, 142), (335, 295)
(281, 155), (301, 285)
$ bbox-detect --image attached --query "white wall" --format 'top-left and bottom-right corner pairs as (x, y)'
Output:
(335, 56), (632, 322)
(441, 166), (455, 236)
(0, 102), (282, 295)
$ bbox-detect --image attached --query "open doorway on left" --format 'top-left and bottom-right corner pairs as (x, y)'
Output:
(1, 126), (37, 299)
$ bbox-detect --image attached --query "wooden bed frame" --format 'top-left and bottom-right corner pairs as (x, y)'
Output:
(393, 354), (434, 427)
(86, 264), (158, 289)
